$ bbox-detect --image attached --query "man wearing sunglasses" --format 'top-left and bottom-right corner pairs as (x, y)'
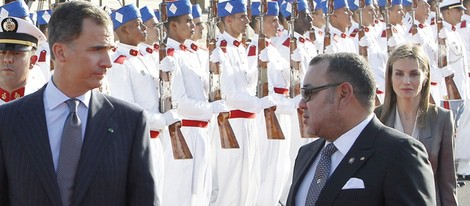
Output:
(286, 52), (436, 206)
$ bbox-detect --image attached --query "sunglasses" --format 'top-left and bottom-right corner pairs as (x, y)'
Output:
(300, 82), (344, 102)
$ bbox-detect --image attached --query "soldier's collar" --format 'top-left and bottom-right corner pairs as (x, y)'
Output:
(0, 86), (25, 102)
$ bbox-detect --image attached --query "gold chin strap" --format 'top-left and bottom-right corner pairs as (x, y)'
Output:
(0, 39), (36, 48)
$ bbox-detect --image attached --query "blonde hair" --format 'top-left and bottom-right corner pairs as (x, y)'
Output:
(379, 43), (431, 128)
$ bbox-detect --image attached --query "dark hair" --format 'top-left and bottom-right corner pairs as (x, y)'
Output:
(309, 52), (376, 111)
(48, 1), (111, 59)
(164, 15), (185, 31)
(380, 43), (431, 127)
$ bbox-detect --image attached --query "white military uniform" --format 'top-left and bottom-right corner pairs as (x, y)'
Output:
(325, 24), (357, 53)
(452, 17), (470, 176)
(35, 41), (51, 80)
(106, 42), (165, 202)
(312, 25), (325, 54)
(159, 38), (213, 206)
(376, 23), (408, 52)
(0, 72), (45, 105)
(247, 34), (293, 206)
(272, 29), (318, 205)
(209, 32), (264, 206)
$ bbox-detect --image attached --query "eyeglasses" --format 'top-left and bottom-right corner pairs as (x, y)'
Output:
(300, 82), (344, 102)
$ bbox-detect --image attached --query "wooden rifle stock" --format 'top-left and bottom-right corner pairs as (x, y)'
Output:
(208, 0), (239, 148)
(257, 0), (285, 140)
(436, 4), (462, 100)
(159, 1), (193, 159)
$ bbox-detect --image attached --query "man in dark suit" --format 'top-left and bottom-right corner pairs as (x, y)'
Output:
(0, 1), (158, 205)
(286, 53), (436, 206)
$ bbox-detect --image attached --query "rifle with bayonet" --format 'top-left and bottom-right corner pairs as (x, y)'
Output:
(307, 0), (317, 43)
(257, 0), (285, 140)
(207, 0), (240, 148)
(323, 0), (334, 52)
(383, 0), (393, 54)
(436, 2), (462, 100)
(358, 0), (368, 59)
(159, 0), (193, 159)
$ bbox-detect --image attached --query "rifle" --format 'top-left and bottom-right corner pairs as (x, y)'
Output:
(307, 0), (317, 43)
(410, 0), (418, 35)
(358, 0), (368, 59)
(323, 0), (334, 51)
(289, 0), (311, 138)
(257, 0), (285, 140)
(207, 0), (240, 148)
(436, 3), (462, 100)
(383, 0), (393, 54)
(159, 0), (193, 159)
(242, 0), (252, 46)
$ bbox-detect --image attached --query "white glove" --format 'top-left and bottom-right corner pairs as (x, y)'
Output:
(259, 95), (276, 110)
(211, 100), (230, 114)
(411, 32), (425, 45)
(387, 36), (398, 48)
(160, 56), (177, 72)
(259, 48), (270, 62)
(209, 47), (225, 63)
(440, 66), (455, 77)
(313, 40), (323, 51)
(324, 45), (334, 53)
(291, 48), (302, 62)
(438, 28), (447, 39)
(163, 109), (180, 125)
(358, 36), (370, 47)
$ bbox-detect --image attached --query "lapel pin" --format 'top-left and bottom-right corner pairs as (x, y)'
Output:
(348, 157), (355, 164)
(360, 157), (365, 161)
(108, 128), (114, 133)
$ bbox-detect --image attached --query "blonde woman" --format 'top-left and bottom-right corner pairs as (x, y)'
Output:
(375, 43), (457, 206)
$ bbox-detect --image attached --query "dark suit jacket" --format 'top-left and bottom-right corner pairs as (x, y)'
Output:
(0, 86), (157, 206)
(286, 117), (436, 206)
(375, 105), (457, 206)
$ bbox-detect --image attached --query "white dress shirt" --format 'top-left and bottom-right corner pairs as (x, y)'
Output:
(295, 114), (374, 206)
(43, 78), (90, 171)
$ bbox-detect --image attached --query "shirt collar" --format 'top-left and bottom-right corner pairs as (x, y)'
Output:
(167, 37), (188, 51)
(45, 77), (91, 111)
(221, 32), (243, 47)
(116, 42), (140, 56)
(329, 113), (375, 156)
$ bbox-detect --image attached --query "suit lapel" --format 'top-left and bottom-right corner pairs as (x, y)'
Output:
(73, 91), (117, 204)
(290, 139), (324, 204)
(15, 86), (62, 205)
(316, 118), (381, 206)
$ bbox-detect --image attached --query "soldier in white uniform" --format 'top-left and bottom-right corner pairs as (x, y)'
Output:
(35, 9), (52, 80)
(0, 0), (47, 86)
(439, 0), (470, 181)
(163, 1), (227, 205)
(377, 0), (407, 51)
(324, 0), (356, 53)
(246, 2), (294, 205)
(312, 0), (327, 54)
(349, 0), (388, 101)
(0, 16), (46, 105)
(106, 5), (170, 204)
(186, 4), (209, 70)
(209, 0), (275, 205)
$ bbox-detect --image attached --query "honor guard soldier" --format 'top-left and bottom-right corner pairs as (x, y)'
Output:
(312, 0), (328, 53)
(138, 6), (160, 71)
(209, 0), (276, 204)
(349, 0), (388, 103)
(107, 4), (167, 203)
(35, 10), (52, 80)
(186, 4), (209, 70)
(163, 0), (226, 205)
(0, 16), (46, 105)
(437, 0), (470, 183)
(324, 0), (356, 53)
(246, 1), (293, 205)
(0, 0), (48, 86)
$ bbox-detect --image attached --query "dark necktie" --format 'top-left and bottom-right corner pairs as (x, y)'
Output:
(305, 143), (338, 206)
(57, 98), (82, 206)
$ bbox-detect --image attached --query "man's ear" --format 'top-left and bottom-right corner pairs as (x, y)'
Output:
(52, 43), (66, 63)
(337, 82), (353, 108)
